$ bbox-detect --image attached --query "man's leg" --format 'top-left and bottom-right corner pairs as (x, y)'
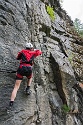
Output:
(27, 77), (33, 86)
(26, 77), (32, 95)
(9, 80), (22, 106)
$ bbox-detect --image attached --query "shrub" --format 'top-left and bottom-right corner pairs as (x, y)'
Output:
(46, 5), (55, 21)
(62, 104), (70, 113)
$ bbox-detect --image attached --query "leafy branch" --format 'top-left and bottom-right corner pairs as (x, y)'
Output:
(74, 18), (83, 38)
(62, 104), (70, 113)
(46, 5), (55, 21)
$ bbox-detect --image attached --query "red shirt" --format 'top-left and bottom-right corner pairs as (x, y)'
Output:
(17, 49), (42, 66)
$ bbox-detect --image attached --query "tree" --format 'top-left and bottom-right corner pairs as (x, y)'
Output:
(74, 18), (83, 37)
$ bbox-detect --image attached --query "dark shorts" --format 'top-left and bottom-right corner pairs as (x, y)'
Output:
(16, 65), (32, 80)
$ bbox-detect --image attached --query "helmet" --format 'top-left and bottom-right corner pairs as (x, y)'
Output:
(25, 42), (33, 48)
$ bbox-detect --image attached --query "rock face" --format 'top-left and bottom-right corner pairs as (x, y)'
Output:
(0, 0), (83, 125)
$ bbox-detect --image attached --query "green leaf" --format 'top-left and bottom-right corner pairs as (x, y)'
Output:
(62, 104), (70, 113)
(46, 6), (55, 21)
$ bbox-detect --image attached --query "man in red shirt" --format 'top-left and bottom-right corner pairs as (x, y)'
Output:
(9, 42), (42, 106)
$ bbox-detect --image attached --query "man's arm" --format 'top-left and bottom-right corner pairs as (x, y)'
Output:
(34, 49), (42, 57)
(16, 51), (22, 60)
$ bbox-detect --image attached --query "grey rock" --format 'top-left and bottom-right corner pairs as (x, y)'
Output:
(0, 0), (83, 125)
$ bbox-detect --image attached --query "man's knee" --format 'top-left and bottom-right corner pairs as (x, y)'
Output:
(15, 80), (21, 88)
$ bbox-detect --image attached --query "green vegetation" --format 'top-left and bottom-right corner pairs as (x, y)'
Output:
(68, 53), (74, 64)
(59, 0), (63, 4)
(62, 104), (70, 113)
(74, 18), (83, 38)
(46, 5), (55, 21)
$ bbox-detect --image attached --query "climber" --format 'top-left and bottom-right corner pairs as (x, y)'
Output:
(9, 42), (42, 107)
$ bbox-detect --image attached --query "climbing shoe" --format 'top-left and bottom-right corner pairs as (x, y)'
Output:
(9, 101), (14, 107)
(6, 101), (14, 111)
(25, 88), (31, 95)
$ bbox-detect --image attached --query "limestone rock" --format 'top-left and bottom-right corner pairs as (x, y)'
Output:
(0, 0), (83, 125)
